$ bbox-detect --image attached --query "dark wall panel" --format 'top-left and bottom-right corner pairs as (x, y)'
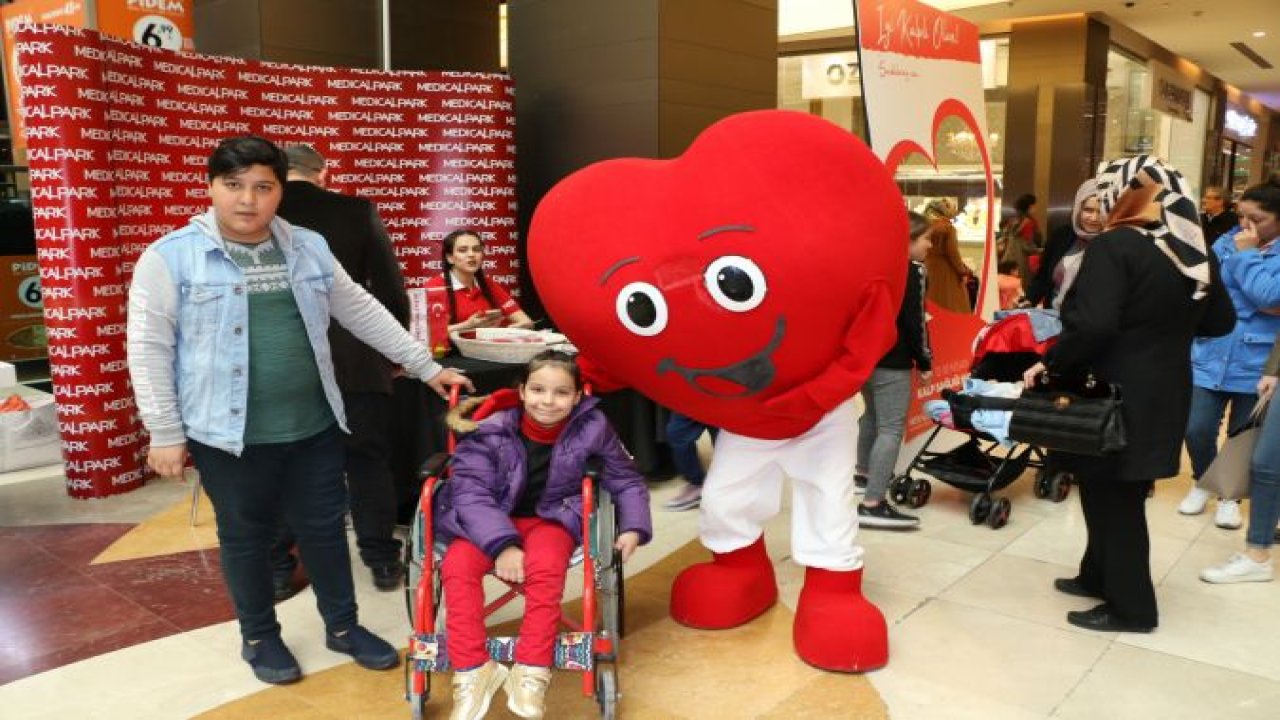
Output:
(193, 0), (263, 58)
(389, 0), (500, 72)
(259, 0), (379, 68)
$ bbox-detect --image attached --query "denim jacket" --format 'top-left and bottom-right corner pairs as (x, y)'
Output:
(127, 209), (441, 455)
(1191, 228), (1280, 393)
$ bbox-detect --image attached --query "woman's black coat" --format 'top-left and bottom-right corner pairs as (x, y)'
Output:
(1045, 226), (1236, 481)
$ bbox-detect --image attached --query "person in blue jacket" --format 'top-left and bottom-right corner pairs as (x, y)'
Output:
(1181, 177), (1280, 528)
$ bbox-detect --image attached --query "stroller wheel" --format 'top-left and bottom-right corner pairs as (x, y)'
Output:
(889, 475), (912, 505)
(907, 478), (932, 508)
(1050, 472), (1072, 503)
(969, 492), (993, 525)
(1033, 468), (1050, 499)
(986, 497), (1012, 529)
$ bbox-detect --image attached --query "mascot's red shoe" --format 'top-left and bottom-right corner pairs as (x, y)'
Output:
(793, 567), (888, 672)
(670, 536), (777, 629)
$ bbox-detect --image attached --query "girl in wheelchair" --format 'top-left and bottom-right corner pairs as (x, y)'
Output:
(432, 350), (652, 720)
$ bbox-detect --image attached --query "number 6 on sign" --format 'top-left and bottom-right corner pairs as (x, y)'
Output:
(18, 276), (41, 309)
(133, 15), (182, 51)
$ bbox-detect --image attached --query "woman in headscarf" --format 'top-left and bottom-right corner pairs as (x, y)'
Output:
(922, 198), (972, 313)
(1022, 156), (1235, 633)
(1024, 179), (1106, 309)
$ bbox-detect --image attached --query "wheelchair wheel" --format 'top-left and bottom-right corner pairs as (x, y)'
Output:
(594, 485), (624, 638)
(595, 665), (619, 719)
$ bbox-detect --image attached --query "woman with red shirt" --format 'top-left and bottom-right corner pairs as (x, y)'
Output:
(427, 230), (534, 333)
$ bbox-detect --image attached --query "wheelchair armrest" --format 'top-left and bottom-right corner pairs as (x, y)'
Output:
(420, 452), (452, 479)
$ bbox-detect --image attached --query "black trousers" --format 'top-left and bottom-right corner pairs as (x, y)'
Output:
(274, 391), (401, 574)
(1076, 476), (1158, 627)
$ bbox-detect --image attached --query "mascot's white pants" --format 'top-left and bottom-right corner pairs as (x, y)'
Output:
(699, 398), (862, 571)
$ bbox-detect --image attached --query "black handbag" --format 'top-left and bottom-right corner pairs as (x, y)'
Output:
(1007, 375), (1127, 456)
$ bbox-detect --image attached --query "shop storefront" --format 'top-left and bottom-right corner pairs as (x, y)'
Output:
(1222, 104), (1261, 198)
(1104, 50), (1211, 195)
(778, 37), (1009, 270)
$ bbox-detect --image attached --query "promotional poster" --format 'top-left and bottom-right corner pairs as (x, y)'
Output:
(15, 24), (517, 497)
(855, 0), (995, 440)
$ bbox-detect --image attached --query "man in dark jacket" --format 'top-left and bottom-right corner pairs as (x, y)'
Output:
(274, 144), (411, 591)
(1201, 186), (1239, 244)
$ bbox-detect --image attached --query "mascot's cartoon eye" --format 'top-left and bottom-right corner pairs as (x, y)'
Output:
(704, 255), (766, 312)
(615, 281), (669, 336)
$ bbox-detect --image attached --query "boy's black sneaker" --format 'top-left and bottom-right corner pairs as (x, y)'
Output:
(371, 562), (404, 592)
(326, 625), (400, 670)
(241, 636), (302, 684)
(858, 502), (920, 529)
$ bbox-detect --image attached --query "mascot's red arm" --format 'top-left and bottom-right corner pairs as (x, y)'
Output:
(763, 279), (898, 421)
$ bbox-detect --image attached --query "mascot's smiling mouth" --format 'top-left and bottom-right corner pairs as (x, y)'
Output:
(655, 317), (784, 397)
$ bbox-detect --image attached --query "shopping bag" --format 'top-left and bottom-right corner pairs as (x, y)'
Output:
(1199, 399), (1269, 500)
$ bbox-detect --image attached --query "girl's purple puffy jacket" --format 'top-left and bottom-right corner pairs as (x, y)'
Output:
(432, 395), (653, 558)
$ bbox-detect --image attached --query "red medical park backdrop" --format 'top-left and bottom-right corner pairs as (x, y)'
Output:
(15, 24), (518, 497)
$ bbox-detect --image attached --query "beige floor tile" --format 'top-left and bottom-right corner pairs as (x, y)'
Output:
(871, 669), (1047, 720)
(0, 630), (259, 720)
(1157, 538), (1280, 611)
(91, 488), (219, 563)
(1054, 643), (1280, 720)
(1119, 589), (1280, 681)
(197, 689), (340, 720)
(758, 670), (888, 719)
(619, 609), (867, 719)
(856, 533), (991, 597)
(1002, 507), (1191, 582)
(939, 553), (1115, 636)
(884, 599), (1109, 715)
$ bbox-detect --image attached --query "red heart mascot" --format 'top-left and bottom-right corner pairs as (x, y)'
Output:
(528, 110), (906, 672)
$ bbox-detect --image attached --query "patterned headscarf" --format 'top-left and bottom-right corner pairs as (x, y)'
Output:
(1070, 179), (1103, 240)
(1095, 155), (1210, 298)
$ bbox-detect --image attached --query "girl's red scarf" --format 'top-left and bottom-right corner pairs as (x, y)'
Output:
(470, 388), (568, 443)
(520, 413), (566, 444)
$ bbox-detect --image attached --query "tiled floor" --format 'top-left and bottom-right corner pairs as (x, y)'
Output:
(4, 438), (1280, 718)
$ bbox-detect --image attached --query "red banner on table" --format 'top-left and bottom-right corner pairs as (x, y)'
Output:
(16, 24), (518, 497)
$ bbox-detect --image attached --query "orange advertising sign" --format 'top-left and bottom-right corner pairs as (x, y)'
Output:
(95, 0), (193, 52)
(2, 0), (192, 152)
(2, 0), (89, 150)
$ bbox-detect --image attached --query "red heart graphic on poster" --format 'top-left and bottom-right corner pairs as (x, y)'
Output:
(883, 99), (994, 440)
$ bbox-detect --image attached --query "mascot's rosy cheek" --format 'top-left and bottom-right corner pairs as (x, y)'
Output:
(529, 110), (907, 672)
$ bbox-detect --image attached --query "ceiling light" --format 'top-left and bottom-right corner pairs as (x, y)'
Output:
(1254, 31), (1267, 38)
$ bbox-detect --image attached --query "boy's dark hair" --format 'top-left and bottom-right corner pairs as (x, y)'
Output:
(998, 260), (1019, 275)
(1014, 193), (1037, 215)
(521, 349), (582, 390)
(208, 135), (289, 185)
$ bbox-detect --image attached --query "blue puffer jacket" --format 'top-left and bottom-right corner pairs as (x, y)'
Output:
(432, 395), (653, 558)
(1192, 228), (1280, 393)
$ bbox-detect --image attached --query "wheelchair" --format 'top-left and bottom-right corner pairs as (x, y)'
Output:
(403, 387), (625, 719)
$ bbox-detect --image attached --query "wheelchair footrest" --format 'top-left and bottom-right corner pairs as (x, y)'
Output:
(409, 632), (596, 672)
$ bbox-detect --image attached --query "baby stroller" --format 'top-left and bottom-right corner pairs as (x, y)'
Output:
(403, 387), (625, 719)
(888, 310), (1074, 530)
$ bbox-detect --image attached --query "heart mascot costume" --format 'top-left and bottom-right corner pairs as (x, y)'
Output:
(528, 110), (907, 672)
